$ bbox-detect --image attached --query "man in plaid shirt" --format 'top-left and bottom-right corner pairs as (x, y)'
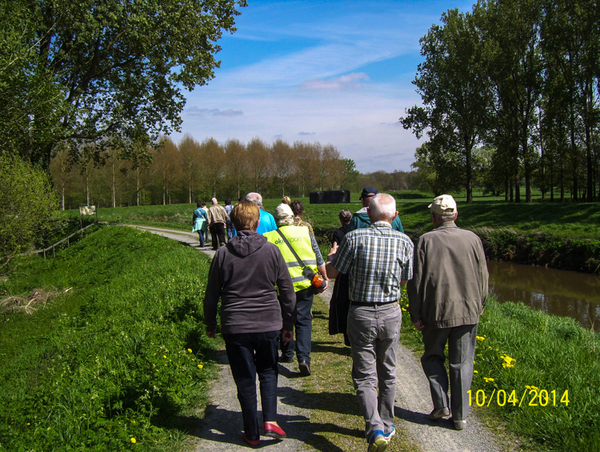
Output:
(327, 193), (413, 452)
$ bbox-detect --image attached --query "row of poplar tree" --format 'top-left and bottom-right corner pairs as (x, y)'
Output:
(401, 0), (600, 203)
(49, 136), (351, 210)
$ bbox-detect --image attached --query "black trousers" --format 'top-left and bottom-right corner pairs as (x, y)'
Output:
(209, 223), (226, 249)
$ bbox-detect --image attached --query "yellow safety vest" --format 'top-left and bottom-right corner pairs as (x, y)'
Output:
(264, 225), (318, 292)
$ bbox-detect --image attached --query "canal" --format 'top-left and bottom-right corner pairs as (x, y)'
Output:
(487, 260), (600, 332)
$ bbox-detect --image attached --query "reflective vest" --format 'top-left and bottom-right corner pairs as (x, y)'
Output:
(264, 225), (318, 292)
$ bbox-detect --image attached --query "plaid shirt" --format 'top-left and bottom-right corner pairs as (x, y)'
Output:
(332, 221), (413, 303)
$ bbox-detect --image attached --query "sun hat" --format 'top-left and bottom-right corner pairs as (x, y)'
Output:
(429, 194), (457, 216)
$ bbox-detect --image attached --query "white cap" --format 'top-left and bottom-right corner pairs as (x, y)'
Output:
(428, 194), (457, 216)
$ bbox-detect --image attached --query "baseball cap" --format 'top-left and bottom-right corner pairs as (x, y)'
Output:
(275, 203), (294, 221)
(428, 194), (457, 216)
(360, 186), (379, 199)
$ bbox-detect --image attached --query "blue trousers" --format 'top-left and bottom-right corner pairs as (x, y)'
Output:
(224, 331), (280, 441)
(281, 287), (314, 363)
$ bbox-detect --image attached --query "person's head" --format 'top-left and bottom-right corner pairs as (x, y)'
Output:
(230, 201), (260, 231)
(367, 193), (397, 224)
(274, 203), (295, 225)
(196, 201), (202, 208)
(225, 198), (232, 206)
(211, 197), (218, 205)
(290, 200), (305, 217)
(429, 194), (458, 226)
(359, 186), (379, 207)
(200, 202), (206, 208)
(282, 196), (291, 205)
(339, 209), (352, 225)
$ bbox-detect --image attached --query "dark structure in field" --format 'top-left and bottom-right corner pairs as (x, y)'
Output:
(309, 190), (350, 204)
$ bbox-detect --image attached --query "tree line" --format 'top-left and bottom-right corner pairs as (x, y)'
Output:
(401, 0), (600, 203)
(49, 136), (355, 209)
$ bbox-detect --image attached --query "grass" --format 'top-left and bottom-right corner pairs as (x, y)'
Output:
(397, 291), (600, 452)
(0, 226), (215, 451)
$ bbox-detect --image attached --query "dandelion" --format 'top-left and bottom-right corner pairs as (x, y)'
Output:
(163, 355), (167, 359)
(477, 353), (482, 357)
(501, 354), (516, 369)
(401, 308), (407, 312)
(476, 336), (486, 342)
(198, 363), (204, 369)
(473, 370), (478, 374)
(26, 423), (30, 426)
(131, 437), (137, 444)
(484, 377), (495, 383)
(187, 348), (193, 353)
(130, 419), (136, 424)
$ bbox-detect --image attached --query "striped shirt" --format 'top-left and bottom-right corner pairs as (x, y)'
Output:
(332, 221), (413, 303)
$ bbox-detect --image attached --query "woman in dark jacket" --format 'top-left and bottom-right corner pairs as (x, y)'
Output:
(204, 201), (296, 447)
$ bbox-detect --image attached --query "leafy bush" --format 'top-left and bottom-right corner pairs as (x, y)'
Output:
(0, 226), (214, 451)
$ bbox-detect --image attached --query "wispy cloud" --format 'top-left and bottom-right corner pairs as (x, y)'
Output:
(301, 73), (369, 91)
(186, 107), (243, 117)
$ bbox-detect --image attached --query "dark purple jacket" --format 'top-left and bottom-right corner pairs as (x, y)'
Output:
(204, 230), (296, 334)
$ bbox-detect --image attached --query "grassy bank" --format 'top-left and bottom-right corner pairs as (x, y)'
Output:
(399, 292), (600, 451)
(56, 194), (600, 273)
(0, 226), (214, 451)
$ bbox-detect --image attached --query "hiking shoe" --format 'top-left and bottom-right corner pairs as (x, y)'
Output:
(367, 430), (388, 452)
(298, 360), (311, 376)
(429, 407), (450, 420)
(453, 419), (467, 430)
(383, 425), (395, 441)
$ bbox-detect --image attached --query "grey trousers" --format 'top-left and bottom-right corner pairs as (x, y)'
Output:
(421, 323), (478, 421)
(347, 303), (401, 438)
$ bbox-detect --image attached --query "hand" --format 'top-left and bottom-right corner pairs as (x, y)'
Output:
(281, 329), (293, 344)
(206, 327), (216, 338)
(412, 320), (425, 331)
(317, 279), (329, 293)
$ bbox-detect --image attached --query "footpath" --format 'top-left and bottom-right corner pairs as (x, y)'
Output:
(130, 225), (505, 452)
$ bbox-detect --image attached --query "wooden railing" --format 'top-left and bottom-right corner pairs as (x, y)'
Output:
(28, 222), (99, 259)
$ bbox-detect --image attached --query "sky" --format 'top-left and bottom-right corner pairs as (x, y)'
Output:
(171, 0), (476, 174)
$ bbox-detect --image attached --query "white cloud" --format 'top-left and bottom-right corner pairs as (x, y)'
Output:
(301, 73), (369, 91)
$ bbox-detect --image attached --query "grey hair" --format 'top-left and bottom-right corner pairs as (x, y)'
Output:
(432, 212), (457, 222)
(368, 193), (396, 220)
(245, 192), (262, 207)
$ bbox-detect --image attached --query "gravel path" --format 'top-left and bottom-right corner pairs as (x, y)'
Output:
(130, 225), (504, 452)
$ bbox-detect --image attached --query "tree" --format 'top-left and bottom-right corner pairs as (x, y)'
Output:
(0, 155), (58, 270)
(179, 135), (202, 203)
(224, 139), (247, 199)
(0, 0), (245, 168)
(401, 8), (491, 202)
(271, 139), (295, 196)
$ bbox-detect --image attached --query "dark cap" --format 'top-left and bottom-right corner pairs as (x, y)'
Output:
(360, 186), (378, 199)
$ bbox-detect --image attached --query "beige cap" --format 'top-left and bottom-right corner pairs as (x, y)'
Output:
(275, 203), (294, 222)
(429, 194), (457, 216)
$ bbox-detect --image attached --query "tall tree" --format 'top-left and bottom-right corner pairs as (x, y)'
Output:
(401, 8), (491, 202)
(179, 134), (202, 203)
(0, 0), (245, 168)
(271, 139), (295, 196)
(247, 137), (270, 194)
(224, 139), (247, 199)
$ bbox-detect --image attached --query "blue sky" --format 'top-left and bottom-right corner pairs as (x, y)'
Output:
(171, 0), (475, 173)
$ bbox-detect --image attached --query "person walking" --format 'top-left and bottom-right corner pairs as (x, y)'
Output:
(407, 194), (489, 431)
(224, 198), (235, 240)
(327, 194), (413, 452)
(246, 192), (277, 234)
(204, 201), (296, 447)
(348, 187), (404, 232)
(264, 203), (328, 377)
(207, 197), (228, 250)
(192, 202), (208, 247)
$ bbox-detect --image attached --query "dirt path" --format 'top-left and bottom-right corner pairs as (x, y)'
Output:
(131, 225), (504, 452)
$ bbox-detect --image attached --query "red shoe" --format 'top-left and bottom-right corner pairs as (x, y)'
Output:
(242, 433), (260, 447)
(264, 422), (287, 439)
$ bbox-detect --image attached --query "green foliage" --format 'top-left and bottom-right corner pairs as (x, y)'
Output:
(0, 155), (59, 268)
(0, 226), (215, 451)
(1, 0), (245, 167)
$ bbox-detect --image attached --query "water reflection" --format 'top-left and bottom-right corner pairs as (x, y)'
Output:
(487, 260), (600, 332)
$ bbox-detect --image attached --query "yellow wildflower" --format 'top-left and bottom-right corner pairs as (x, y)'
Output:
(484, 377), (495, 383)
(163, 355), (167, 359)
(131, 438), (136, 444)
(473, 370), (478, 374)
(476, 336), (485, 342)
(198, 364), (204, 369)
(187, 348), (193, 353)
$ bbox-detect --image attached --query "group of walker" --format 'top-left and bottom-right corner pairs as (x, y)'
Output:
(201, 188), (489, 451)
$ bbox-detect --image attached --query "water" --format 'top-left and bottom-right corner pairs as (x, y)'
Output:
(487, 260), (600, 331)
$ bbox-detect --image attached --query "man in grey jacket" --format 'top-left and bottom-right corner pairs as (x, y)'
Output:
(407, 194), (488, 431)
